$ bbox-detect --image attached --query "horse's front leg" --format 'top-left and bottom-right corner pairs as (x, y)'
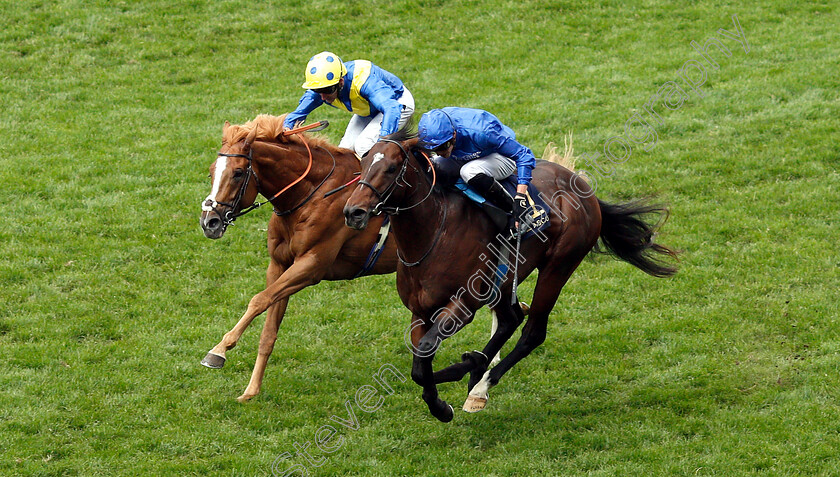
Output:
(237, 253), (290, 401)
(410, 307), (473, 422)
(409, 317), (452, 423)
(432, 303), (528, 385)
(432, 350), (487, 384)
(221, 252), (335, 401)
(237, 296), (289, 402)
(202, 261), (286, 369)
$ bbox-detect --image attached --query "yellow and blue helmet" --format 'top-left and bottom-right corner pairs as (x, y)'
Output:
(418, 109), (456, 149)
(302, 52), (347, 89)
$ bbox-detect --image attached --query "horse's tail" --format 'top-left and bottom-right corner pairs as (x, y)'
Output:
(595, 199), (678, 278)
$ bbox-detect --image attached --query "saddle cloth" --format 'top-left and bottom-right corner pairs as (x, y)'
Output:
(453, 176), (551, 240)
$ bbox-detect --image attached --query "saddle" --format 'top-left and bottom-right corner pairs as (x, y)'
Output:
(430, 154), (551, 239)
(454, 178), (550, 239)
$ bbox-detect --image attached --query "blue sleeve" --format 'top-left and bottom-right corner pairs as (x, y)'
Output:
(362, 84), (403, 137)
(284, 90), (323, 129)
(480, 122), (537, 184)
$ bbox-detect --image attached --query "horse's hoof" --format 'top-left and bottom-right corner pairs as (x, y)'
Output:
(463, 395), (488, 413)
(201, 352), (226, 369)
(432, 403), (455, 423)
(519, 301), (530, 315)
(236, 393), (255, 403)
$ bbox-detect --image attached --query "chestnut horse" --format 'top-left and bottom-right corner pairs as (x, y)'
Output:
(199, 114), (398, 402)
(344, 127), (677, 422)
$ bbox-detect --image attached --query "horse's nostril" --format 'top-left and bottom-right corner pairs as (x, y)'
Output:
(207, 217), (221, 230)
(350, 208), (366, 219)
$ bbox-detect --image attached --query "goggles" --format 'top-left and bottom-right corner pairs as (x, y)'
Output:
(313, 83), (339, 95)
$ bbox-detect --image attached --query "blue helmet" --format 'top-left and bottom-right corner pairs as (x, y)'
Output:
(418, 109), (455, 149)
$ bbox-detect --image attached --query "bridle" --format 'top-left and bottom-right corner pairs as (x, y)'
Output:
(208, 148), (261, 228)
(205, 121), (330, 230)
(358, 138), (437, 216)
(356, 138), (445, 267)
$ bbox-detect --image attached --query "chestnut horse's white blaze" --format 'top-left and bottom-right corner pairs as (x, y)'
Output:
(202, 156), (228, 212)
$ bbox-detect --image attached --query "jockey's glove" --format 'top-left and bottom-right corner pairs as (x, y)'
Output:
(514, 193), (529, 219)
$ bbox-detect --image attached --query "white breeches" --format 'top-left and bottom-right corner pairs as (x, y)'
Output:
(338, 88), (416, 157)
(459, 153), (516, 182)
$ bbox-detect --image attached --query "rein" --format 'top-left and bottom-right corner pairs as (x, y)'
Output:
(213, 121), (332, 227)
(362, 138), (437, 216)
(397, 204), (447, 267)
(274, 147), (336, 216)
(362, 138), (444, 266)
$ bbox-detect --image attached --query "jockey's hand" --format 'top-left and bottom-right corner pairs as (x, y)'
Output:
(513, 193), (528, 220)
(284, 120), (304, 132)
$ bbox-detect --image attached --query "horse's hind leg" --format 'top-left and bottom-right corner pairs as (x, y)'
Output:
(489, 311), (501, 367)
(466, 260), (582, 411)
(488, 302), (530, 367)
(462, 301), (524, 412)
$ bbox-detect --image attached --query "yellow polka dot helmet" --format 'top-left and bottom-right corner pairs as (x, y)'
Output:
(302, 52), (347, 89)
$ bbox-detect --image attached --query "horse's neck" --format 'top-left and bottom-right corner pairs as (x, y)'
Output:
(389, 177), (451, 258)
(253, 141), (356, 208)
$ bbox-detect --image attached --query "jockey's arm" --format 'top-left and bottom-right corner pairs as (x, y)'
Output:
(283, 90), (324, 130)
(490, 130), (536, 189)
(364, 84), (403, 137)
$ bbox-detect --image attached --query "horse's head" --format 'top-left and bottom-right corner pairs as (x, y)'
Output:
(344, 137), (426, 230)
(200, 122), (260, 239)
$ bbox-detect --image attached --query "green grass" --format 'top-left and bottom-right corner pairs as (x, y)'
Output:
(2, 0), (839, 475)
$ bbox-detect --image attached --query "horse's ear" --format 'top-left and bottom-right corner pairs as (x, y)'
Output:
(224, 120), (230, 130)
(405, 137), (420, 149)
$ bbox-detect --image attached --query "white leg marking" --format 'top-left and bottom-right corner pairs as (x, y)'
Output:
(490, 311), (501, 367)
(202, 157), (227, 211)
(463, 370), (493, 412)
(468, 370), (493, 400)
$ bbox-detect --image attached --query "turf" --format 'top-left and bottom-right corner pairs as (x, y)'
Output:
(1, 1), (838, 475)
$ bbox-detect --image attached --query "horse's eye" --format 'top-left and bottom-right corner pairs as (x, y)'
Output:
(233, 169), (244, 179)
(386, 165), (397, 173)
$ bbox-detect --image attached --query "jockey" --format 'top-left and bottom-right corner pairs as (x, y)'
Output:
(417, 107), (536, 219)
(284, 52), (415, 157)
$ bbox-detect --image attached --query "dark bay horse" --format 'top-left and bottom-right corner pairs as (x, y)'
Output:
(199, 114), (398, 402)
(343, 128), (678, 422)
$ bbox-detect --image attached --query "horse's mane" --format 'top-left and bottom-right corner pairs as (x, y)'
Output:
(222, 114), (344, 153)
(541, 133), (576, 170)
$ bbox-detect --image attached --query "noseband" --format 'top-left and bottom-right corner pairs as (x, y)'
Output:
(358, 139), (436, 215)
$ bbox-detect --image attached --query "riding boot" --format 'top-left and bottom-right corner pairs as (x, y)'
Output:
(467, 173), (514, 213)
